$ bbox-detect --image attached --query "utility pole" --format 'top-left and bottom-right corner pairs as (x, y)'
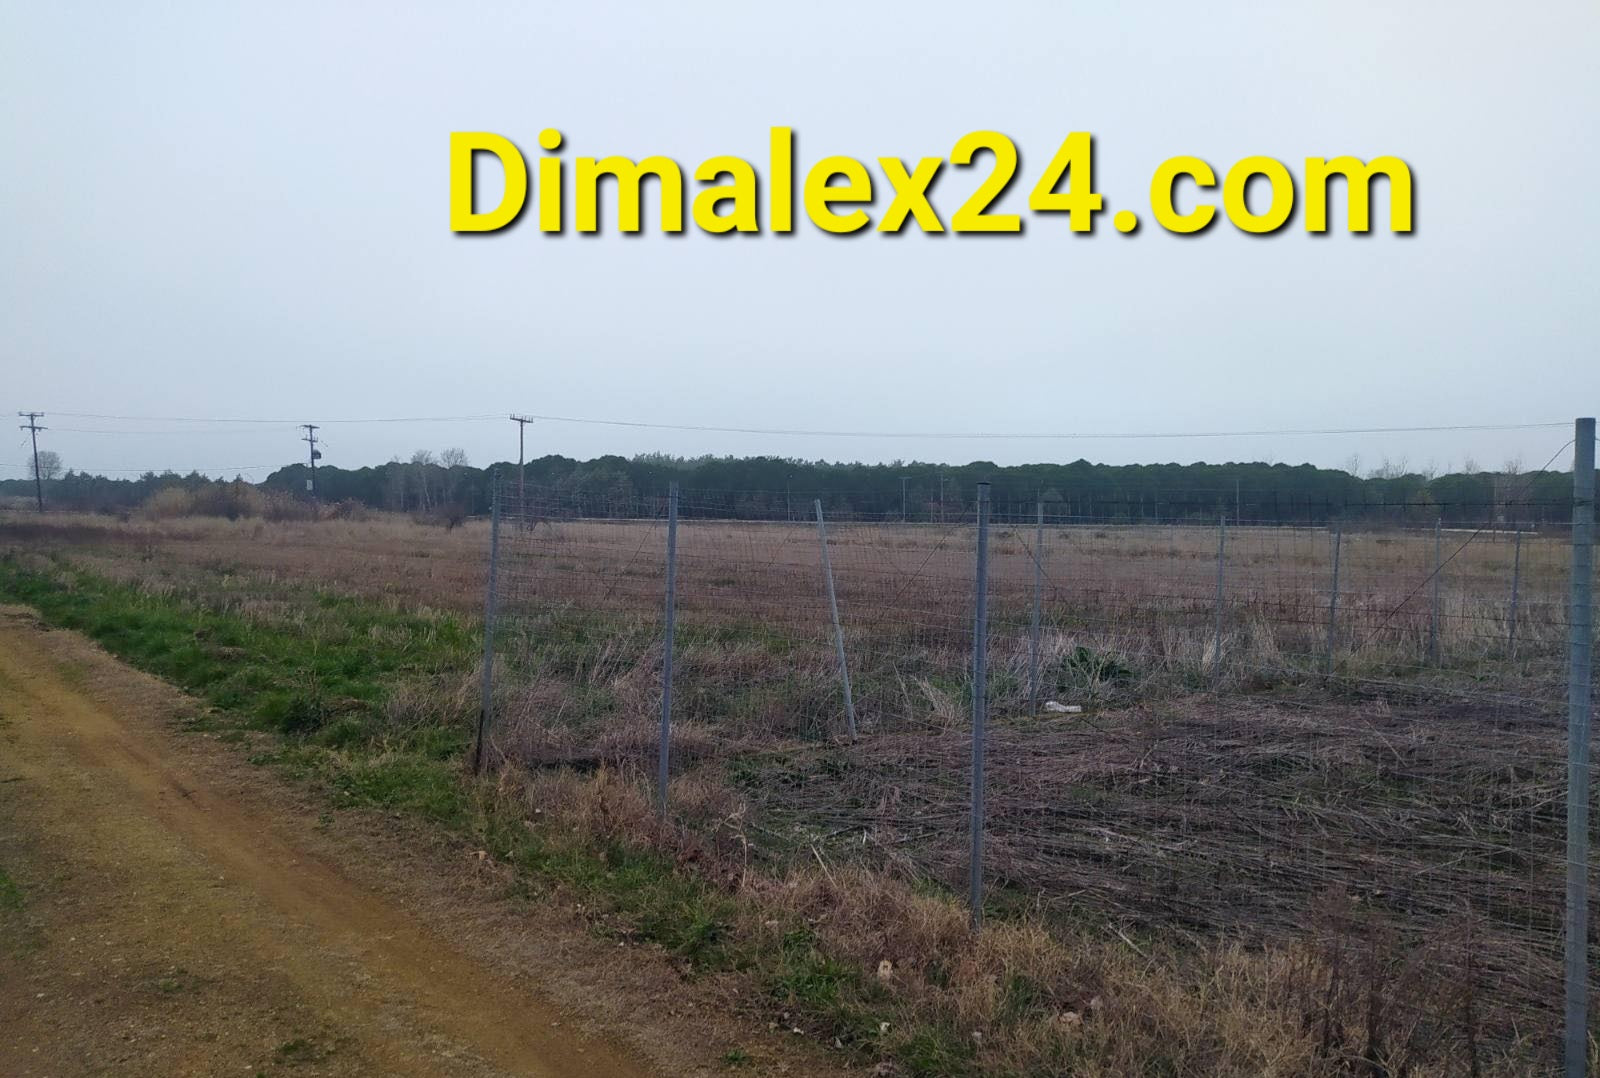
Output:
(901, 475), (909, 523)
(18, 412), (45, 512)
(939, 475), (947, 524)
(510, 414), (533, 506)
(299, 424), (320, 497)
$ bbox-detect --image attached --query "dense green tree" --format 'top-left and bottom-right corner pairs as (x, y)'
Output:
(4, 455), (1588, 527)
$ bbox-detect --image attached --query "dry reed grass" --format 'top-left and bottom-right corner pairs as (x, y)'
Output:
(509, 763), (1548, 1076)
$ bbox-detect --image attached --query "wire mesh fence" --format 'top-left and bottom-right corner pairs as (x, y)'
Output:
(479, 435), (1596, 1075)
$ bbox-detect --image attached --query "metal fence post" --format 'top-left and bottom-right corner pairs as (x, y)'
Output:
(473, 473), (502, 775)
(1029, 500), (1044, 712)
(1509, 524), (1523, 659)
(1325, 524), (1342, 676)
(813, 500), (858, 739)
(1212, 513), (1227, 677)
(1565, 416), (1595, 1078)
(968, 482), (992, 931)
(1429, 517), (1443, 666)
(657, 482), (680, 820)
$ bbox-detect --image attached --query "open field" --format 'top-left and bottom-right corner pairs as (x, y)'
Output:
(2, 509), (1569, 673)
(1, 504), (1593, 1076)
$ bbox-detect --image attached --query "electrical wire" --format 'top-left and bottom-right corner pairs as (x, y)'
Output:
(0, 462), (277, 474)
(48, 412), (502, 426)
(50, 426), (300, 436)
(39, 410), (1572, 442)
(498, 415), (1574, 441)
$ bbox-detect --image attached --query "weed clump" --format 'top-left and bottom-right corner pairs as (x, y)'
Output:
(264, 689), (332, 736)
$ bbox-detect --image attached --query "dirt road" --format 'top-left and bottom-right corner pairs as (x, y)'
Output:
(0, 608), (660, 1078)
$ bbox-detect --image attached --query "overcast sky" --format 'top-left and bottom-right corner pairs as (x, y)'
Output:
(2, 1), (1595, 481)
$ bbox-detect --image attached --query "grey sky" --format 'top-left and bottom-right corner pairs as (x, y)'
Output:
(3, 1), (1595, 481)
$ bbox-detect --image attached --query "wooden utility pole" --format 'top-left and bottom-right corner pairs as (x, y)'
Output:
(300, 424), (320, 497)
(18, 412), (45, 512)
(510, 415), (533, 505)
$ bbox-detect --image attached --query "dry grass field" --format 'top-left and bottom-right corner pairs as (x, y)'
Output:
(2, 510), (1567, 671)
(2, 506), (1590, 1075)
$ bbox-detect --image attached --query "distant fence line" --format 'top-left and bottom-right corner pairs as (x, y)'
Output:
(493, 488), (1584, 530)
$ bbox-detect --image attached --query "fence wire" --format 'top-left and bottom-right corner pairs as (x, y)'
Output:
(484, 470), (1595, 1075)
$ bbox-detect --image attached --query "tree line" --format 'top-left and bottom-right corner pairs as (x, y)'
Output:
(5, 451), (1583, 527)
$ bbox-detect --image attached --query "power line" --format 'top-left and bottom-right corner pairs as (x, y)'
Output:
(37, 410), (1571, 442)
(0, 463), (276, 474)
(489, 415), (1574, 441)
(51, 411), (501, 426)
(48, 426), (300, 436)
